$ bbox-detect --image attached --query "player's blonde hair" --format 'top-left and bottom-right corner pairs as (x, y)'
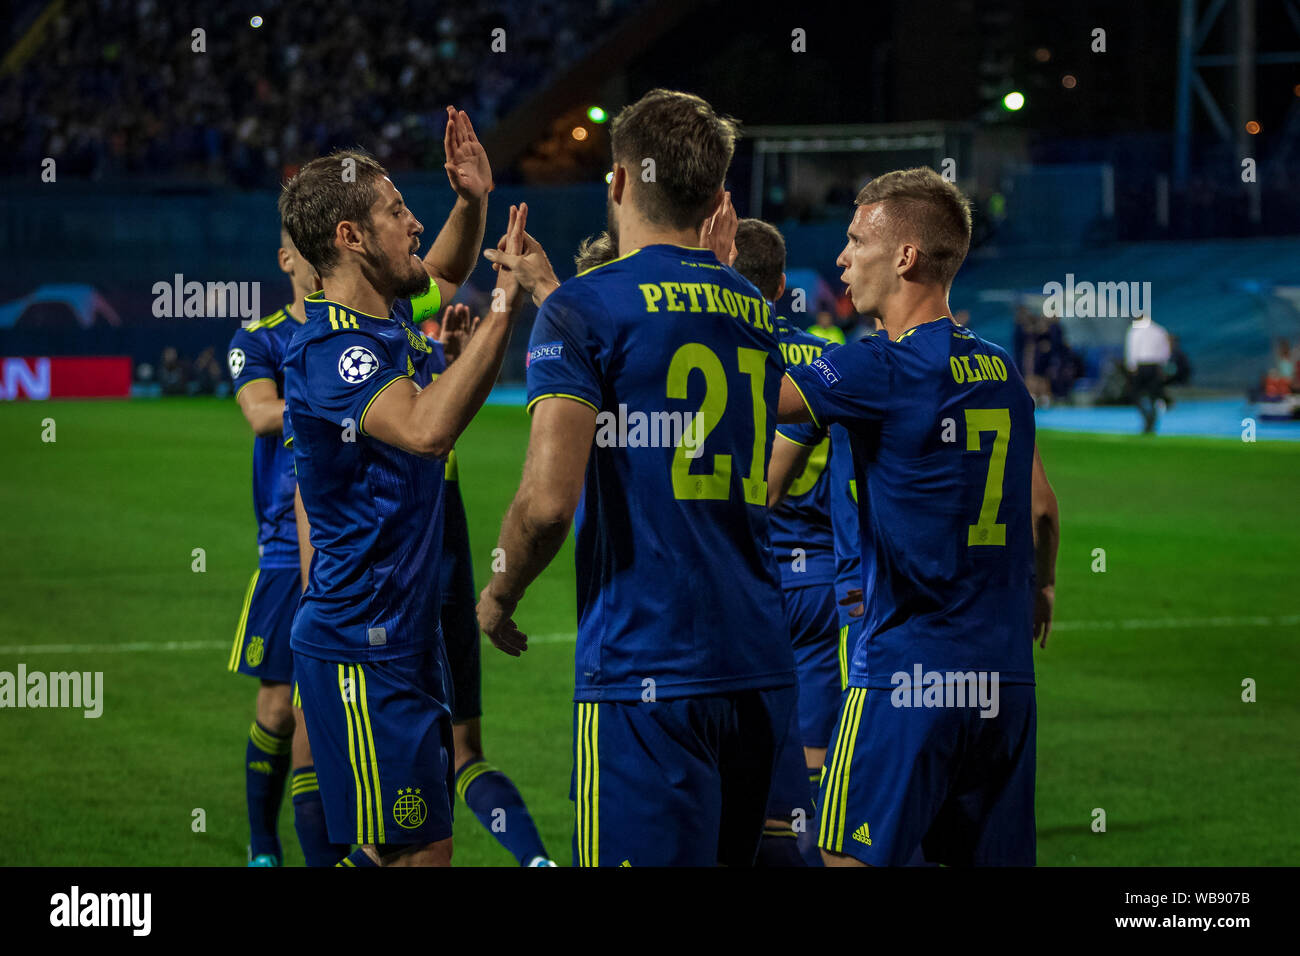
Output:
(574, 231), (618, 273)
(854, 168), (973, 287)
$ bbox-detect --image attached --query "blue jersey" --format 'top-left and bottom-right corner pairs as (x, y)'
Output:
(525, 244), (795, 702)
(770, 317), (836, 589)
(228, 306), (304, 568)
(282, 291), (446, 662)
(785, 317), (1037, 687)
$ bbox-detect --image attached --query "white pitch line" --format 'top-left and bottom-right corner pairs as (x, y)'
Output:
(1049, 614), (1300, 632)
(1, 615), (1295, 656)
(0, 639), (228, 655)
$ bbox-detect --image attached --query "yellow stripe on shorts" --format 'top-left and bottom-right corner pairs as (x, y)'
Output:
(338, 665), (368, 844)
(227, 570), (260, 671)
(835, 689), (868, 853)
(820, 687), (867, 852)
(576, 703), (599, 866)
(355, 666), (385, 845)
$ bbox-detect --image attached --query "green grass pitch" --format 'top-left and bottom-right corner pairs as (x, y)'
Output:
(0, 398), (1296, 865)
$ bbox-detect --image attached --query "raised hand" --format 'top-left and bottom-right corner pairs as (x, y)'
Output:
(443, 106), (494, 203)
(438, 302), (480, 365)
(483, 202), (549, 311)
(484, 217), (561, 308)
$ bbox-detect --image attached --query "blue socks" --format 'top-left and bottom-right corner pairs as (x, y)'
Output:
(291, 766), (350, 867)
(455, 758), (550, 865)
(245, 721), (292, 863)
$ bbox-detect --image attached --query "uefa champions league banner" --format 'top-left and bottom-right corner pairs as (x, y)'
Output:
(0, 356), (132, 400)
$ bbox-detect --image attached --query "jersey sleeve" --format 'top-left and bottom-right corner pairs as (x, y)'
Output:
(301, 332), (408, 434)
(228, 326), (279, 396)
(524, 287), (603, 415)
(776, 421), (826, 446)
(282, 403), (295, 450)
(784, 334), (893, 429)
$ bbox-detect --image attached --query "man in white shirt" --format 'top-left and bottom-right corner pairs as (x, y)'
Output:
(1125, 315), (1172, 433)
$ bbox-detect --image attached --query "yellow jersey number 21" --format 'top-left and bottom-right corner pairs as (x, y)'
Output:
(666, 343), (768, 505)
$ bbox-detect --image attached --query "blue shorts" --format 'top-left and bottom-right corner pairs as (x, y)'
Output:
(818, 684), (1036, 866)
(783, 584), (842, 749)
(227, 567), (300, 684)
(572, 687), (796, 867)
(439, 483), (481, 722)
(294, 647), (456, 847)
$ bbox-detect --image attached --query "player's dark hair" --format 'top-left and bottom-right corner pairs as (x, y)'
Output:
(278, 149), (389, 277)
(732, 218), (786, 301)
(854, 167), (973, 287)
(574, 231), (618, 273)
(609, 89), (739, 232)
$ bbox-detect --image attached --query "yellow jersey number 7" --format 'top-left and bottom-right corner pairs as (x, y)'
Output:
(966, 408), (1010, 546)
(666, 343), (768, 505)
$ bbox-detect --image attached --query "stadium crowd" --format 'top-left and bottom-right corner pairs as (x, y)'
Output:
(1, 0), (632, 186)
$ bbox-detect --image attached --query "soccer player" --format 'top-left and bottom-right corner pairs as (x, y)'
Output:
(280, 108), (524, 868)
(226, 227), (342, 866)
(478, 89), (797, 867)
(778, 168), (1060, 866)
(731, 218), (840, 867)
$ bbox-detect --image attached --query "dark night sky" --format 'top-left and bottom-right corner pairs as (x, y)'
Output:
(624, 0), (1297, 138)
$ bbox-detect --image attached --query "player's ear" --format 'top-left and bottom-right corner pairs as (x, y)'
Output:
(277, 247), (293, 276)
(776, 273), (786, 301)
(896, 242), (921, 277)
(336, 219), (363, 257)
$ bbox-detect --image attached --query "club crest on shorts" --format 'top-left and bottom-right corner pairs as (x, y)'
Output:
(228, 348), (246, 379)
(393, 787), (427, 829)
(339, 346), (379, 383)
(245, 635), (264, 668)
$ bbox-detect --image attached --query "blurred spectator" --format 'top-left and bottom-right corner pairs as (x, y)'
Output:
(1275, 339), (1294, 381)
(158, 346), (187, 396)
(1124, 314), (1172, 433)
(1013, 306), (1081, 406)
(807, 309), (846, 345)
(189, 346), (224, 395)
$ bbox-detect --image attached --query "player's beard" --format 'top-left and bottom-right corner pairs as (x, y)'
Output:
(361, 236), (429, 301)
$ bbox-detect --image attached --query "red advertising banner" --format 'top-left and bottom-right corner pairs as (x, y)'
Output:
(0, 356), (133, 400)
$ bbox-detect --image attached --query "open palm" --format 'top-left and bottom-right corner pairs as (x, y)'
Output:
(443, 106), (493, 202)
